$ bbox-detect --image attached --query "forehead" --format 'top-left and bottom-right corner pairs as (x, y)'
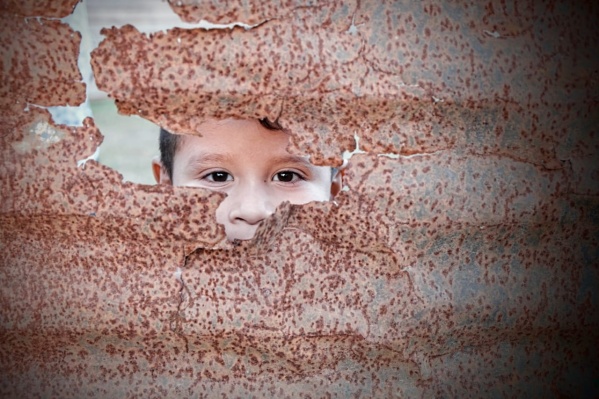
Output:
(176, 119), (291, 159)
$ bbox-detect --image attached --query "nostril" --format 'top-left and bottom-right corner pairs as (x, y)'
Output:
(230, 203), (270, 225)
(234, 213), (267, 225)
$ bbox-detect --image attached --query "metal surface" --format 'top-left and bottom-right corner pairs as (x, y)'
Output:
(1, 1), (598, 398)
(0, 0), (79, 18)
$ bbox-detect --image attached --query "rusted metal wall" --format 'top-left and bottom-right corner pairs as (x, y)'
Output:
(1, 1), (598, 397)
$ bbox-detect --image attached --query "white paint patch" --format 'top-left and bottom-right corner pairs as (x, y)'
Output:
(377, 153), (400, 159)
(484, 30), (501, 38)
(12, 120), (67, 154)
(174, 267), (183, 281)
(394, 149), (446, 159)
(188, 19), (258, 31)
(77, 147), (100, 168)
(152, 19), (259, 33)
(346, 15), (360, 35)
(342, 133), (367, 161)
(32, 121), (63, 145)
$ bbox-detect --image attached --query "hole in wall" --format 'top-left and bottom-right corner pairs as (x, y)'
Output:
(72, 0), (276, 185)
(155, 118), (344, 242)
(61, 0), (350, 241)
(57, 0), (196, 185)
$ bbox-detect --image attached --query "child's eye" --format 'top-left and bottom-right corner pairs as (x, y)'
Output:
(273, 171), (304, 183)
(203, 171), (233, 182)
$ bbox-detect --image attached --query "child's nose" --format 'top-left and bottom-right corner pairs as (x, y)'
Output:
(228, 184), (275, 225)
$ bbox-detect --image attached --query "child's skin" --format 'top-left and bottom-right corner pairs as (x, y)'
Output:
(153, 119), (341, 240)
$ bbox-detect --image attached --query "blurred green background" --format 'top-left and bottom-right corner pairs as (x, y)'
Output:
(91, 99), (159, 185)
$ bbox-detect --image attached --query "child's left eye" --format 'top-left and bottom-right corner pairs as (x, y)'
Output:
(203, 171), (233, 182)
(273, 171), (304, 183)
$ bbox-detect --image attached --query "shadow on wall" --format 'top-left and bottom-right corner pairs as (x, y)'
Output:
(92, 99), (159, 185)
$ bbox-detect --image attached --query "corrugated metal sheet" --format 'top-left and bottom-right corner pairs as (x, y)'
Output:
(1, 1), (598, 397)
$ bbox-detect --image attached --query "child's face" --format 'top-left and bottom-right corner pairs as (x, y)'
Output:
(153, 119), (341, 241)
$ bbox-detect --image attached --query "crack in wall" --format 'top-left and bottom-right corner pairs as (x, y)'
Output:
(169, 254), (194, 353)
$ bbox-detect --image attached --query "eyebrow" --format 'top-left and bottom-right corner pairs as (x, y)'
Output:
(268, 155), (314, 168)
(183, 153), (316, 173)
(186, 152), (234, 169)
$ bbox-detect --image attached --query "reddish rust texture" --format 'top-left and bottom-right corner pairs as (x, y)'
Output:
(166, 0), (314, 26)
(2, 0), (599, 398)
(0, 0), (79, 18)
(0, 15), (86, 107)
(91, 1), (598, 169)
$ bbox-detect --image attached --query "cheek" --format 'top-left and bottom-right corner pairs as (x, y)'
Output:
(215, 200), (228, 224)
(171, 169), (193, 187)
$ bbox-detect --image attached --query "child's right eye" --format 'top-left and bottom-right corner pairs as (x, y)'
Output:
(202, 171), (233, 183)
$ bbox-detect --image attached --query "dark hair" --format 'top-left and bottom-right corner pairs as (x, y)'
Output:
(159, 118), (336, 180)
(158, 127), (179, 181)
